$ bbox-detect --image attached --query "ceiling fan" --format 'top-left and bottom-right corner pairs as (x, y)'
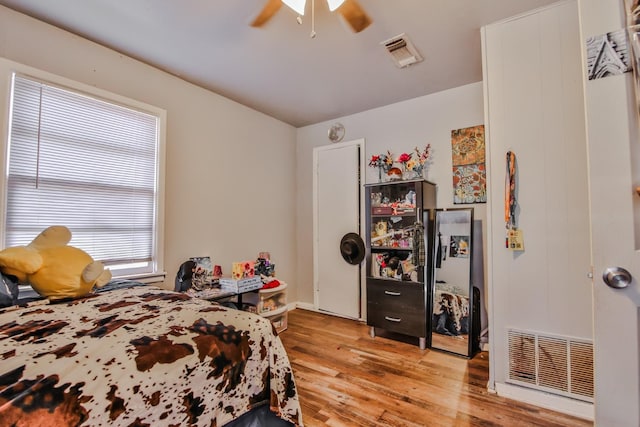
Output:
(251, 0), (372, 33)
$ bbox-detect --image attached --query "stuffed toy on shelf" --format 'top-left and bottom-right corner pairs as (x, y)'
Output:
(0, 225), (112, 300)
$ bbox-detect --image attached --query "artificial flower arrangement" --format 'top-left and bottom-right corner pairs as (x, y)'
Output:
(368, 150), (394, 180)
(409, 144), (432, 177)
(369, 145), (433, 181)
(396, 152), (413, 174)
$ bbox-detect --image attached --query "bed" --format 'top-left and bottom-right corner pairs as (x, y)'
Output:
(0, 280), (302, 426)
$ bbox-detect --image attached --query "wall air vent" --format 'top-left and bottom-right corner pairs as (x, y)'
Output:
(507, 329), (594, 402)
(381, 33), (424, 68)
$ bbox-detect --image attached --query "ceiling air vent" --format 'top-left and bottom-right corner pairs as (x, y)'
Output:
(381, 33), (423, 68)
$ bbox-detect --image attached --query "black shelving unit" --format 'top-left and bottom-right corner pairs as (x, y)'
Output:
(365, 179), (437, 350)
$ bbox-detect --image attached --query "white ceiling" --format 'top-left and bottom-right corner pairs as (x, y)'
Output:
(0, 0), (559, 127)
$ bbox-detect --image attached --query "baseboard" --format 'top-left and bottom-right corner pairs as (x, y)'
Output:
(495, 382), (594, 421)
(290, 302), (365, 322)
(292, 301), (316, 311)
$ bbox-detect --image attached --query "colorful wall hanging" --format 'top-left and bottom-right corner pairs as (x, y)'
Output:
(451, 125), (486, 204)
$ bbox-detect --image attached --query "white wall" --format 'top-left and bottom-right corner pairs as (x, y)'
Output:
(0, 6), (298, 291)
(295, 83), (488, 330)
(482, 0), (593, 417)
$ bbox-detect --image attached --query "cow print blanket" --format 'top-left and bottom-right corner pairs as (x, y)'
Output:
(0, 285), (302, 426)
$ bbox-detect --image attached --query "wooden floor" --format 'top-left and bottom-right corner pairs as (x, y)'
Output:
(278, 309), (593, 427)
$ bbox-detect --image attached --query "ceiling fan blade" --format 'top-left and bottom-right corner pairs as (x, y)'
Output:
(251, 0), (283, 27)
(336, 0), (372, 33)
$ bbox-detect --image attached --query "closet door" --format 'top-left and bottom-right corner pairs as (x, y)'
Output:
(313, 140), (364, 319)
(579, 0), (640, 424)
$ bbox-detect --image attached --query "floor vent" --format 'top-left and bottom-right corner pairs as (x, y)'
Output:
(507, 329), (593, 401)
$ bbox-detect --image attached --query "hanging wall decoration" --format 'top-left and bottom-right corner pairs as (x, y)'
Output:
(585, 28), (631, 80)
(451, 125), (486, 204)
(625, 1), (640, 121)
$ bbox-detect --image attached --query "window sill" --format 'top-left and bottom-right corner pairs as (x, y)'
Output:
(114, 272), (167, 285)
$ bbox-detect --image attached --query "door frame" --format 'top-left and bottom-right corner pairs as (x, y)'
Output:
(312, 138), (366, 320)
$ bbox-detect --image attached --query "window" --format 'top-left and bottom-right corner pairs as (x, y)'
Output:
(4, 72), (165, 280)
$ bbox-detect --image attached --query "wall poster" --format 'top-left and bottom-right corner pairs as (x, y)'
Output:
(585, 28), (631, 80)
(451, 125), (486, 204)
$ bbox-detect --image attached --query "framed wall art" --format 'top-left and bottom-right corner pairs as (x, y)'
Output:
(451, 125), (486, 204)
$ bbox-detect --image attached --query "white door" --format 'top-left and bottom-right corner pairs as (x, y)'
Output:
(580, 1), (640, 424)
(313, 140), (363, 319)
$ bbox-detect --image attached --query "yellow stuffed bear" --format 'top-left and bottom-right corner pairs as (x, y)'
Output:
(0, 225), (112, 300)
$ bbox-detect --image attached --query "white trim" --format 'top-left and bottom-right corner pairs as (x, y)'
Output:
(117, 272), (167, 285)
(480, 24), (496, 393)
(495, 382), (594, 421)
(293, 301), (316, 311)
(291, 302), (367, 323)
(312, 149), (318, 311)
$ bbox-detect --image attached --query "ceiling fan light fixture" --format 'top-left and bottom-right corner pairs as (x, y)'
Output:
(283, 0), (306, 15)
(251, 0), (371, 33)
(326, 0), (346, 11)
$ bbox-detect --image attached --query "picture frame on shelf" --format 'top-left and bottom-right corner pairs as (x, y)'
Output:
(189, 256), (214, 290)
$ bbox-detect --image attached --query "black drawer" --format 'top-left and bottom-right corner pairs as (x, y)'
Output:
(366, 280), (426, 337)
(367, 280), (425, 312)
(367, 303), (426, 337)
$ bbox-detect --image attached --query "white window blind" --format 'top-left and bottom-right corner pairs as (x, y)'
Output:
(6, 74), (159, 275)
